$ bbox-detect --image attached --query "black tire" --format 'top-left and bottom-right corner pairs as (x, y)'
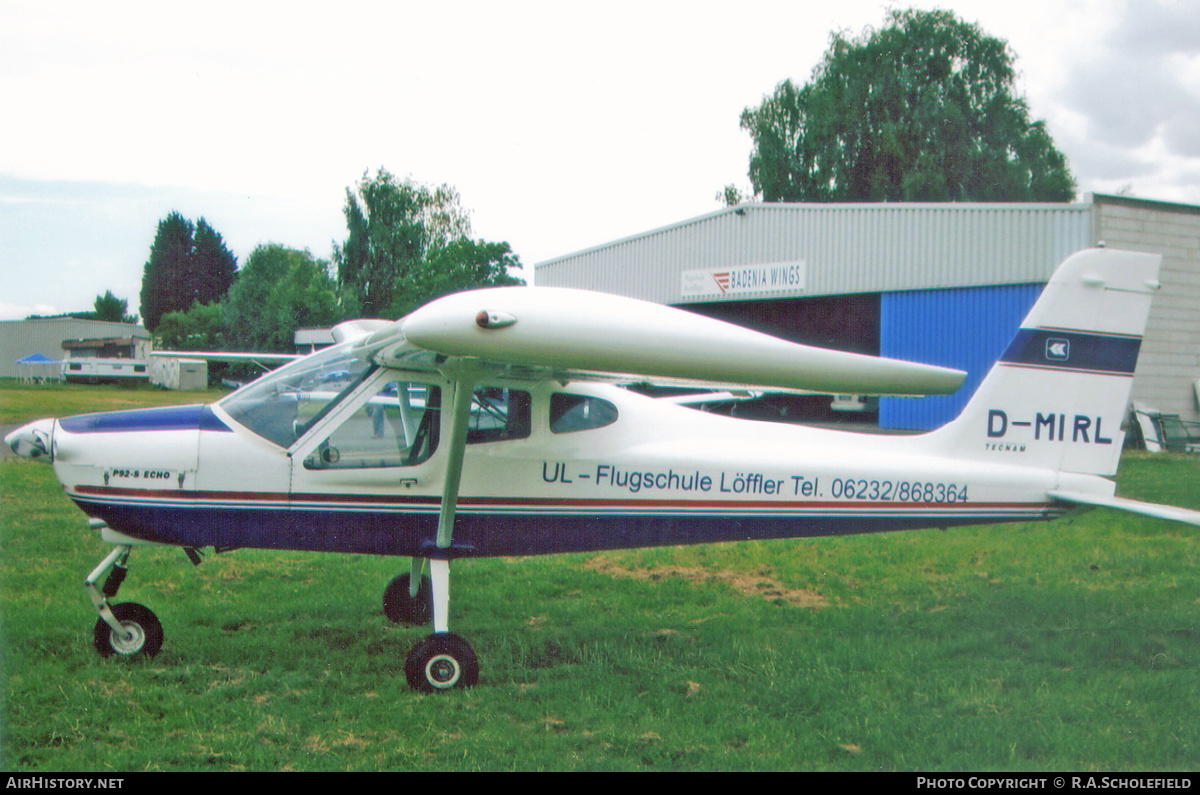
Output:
(93, 602), (163, 658)
(383, 573), (432, 625)
(405, 633), (479, 692)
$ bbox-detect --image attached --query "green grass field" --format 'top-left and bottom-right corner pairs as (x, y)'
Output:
(1, 384), (1197, 771)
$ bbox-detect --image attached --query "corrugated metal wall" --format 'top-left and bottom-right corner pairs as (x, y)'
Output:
(879, 283), (1045, 430)
(537, 202), (1093, 303)
(0, 318), (149, 380)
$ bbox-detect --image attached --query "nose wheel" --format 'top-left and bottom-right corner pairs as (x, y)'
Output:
(86, 544), (164, 659)
(93, 602), (163, 658)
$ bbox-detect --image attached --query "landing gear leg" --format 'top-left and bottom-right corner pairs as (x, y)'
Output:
(403, 377), (479, 692)
(404, 557), (477, 692)
(86, 545), (163, 658)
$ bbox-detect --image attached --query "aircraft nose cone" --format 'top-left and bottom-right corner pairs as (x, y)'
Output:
(5, 418), (55, 460)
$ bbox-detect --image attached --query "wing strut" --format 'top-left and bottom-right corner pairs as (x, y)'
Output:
(436, 375), (476, 553)
(425, 373), (476, 634)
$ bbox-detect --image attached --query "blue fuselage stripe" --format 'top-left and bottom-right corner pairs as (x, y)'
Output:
(59, 405), (231, 433)
(73, 496), (1063, 558)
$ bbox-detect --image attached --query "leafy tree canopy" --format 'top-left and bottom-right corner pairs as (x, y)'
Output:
(140, 212), (237, 331)
(223, 244), (345, 353)
(155, 301), (224, 351)
(28, 291), (140, 323)
(91, 290), (139, 324)
(388, 238), (523, 318)
(335, 169), (523, 318)
(738, 8), (1076, 203)
(193, 218), (239, 303)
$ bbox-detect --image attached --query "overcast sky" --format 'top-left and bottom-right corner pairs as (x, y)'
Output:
(2, 0), (1198, 320)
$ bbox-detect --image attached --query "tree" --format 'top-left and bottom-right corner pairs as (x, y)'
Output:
(334, 169), (519, 318)
(155, 301), (224, 351)
(716, 184), (750, 208)
(192, 218), (238, 307)
(139, 212), (237, 331)
(223, 244), (345, 352)
(29, 291), (140, 323)
(738, 9), (1076, 203)
(91, 290), (138, 324)
(140, 212), (192, 331)
(388, 238), (523, 318)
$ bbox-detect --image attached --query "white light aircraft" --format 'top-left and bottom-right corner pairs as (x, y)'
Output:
(8, 247), (1199, 692)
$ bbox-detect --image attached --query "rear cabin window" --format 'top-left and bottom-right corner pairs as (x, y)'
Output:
(550, 394), (618, 434)
(468, 387), (532, 445)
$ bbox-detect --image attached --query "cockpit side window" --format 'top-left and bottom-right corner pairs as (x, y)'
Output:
(302, 382), (529, 469)
(550, 393), (619, 434)
(303, 380), (442, 469)
(220, 346), (375, 448)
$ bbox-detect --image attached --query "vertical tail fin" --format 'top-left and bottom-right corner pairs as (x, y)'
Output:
(931, 248), (1161, 477)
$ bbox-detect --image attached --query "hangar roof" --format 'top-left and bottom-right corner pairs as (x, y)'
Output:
(536, 199), (1098, 304)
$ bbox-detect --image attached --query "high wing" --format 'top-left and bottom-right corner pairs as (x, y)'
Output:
(149, 321), (395, 370)
(352, 286), (967, 396)
(150, 351), (300, 365)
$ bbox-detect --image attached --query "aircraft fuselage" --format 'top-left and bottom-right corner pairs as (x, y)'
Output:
(46, 377), (1072, 559)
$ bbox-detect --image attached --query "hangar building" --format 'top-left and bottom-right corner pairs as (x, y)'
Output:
(534, 193), (1200, 431)
(0, 318), (150, 381)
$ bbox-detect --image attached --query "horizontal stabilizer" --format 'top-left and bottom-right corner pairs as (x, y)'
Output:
(1050, 490), (1200, 527)
(385, 287), (966, 396)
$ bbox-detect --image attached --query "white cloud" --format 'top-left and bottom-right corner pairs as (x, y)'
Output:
(1042, 0), (1200, 198)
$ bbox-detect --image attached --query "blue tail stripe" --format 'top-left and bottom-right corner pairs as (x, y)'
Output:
(1000, 329), (1140, 374)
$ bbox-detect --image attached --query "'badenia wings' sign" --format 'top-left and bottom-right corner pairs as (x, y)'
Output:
(681, 261), (806, 301)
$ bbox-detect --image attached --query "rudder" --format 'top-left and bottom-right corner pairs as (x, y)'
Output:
(930, 247), (1161, 477)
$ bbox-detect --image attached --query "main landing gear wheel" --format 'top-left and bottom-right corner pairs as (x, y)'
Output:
(383, 573), (432, 625)
(93, 602), (163, 659)
(405, 633), (478, 692)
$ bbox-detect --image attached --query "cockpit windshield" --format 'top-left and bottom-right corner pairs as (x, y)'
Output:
(219, 345), (376, 448)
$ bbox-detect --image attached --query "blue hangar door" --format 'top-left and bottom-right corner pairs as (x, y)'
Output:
(879, 283), (1045, 431)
